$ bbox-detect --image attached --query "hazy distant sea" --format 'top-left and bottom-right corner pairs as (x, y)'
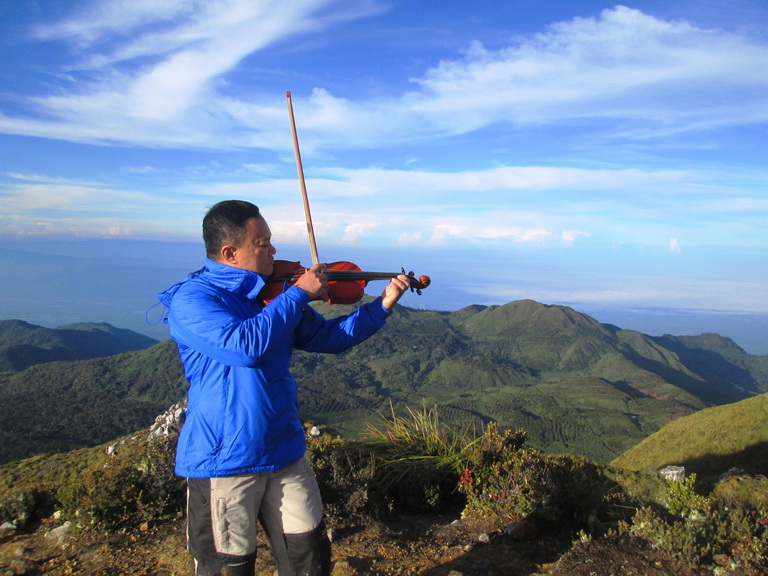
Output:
(1, 239), (766, 355)
(575, 304), (768, 356)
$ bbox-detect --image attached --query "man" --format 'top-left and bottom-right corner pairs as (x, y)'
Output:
(158, 200), (410, 576)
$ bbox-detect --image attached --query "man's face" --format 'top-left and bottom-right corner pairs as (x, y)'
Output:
(229, 216), (276, 276)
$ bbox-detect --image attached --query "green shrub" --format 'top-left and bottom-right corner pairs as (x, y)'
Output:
(57, 436), (184, 532)
(459, 424), (549, 521)
(61, 466), (146, 529)
(362, 403), (473, 514)
(0, 490), (38, 528)
(620, 474), (768, 574)
(458, 423), (622, 528)
(306, 433), (379, 519)
(665, 473), (710, 518)
(711, 475), (768, 509)
(307, 404), (470, 520)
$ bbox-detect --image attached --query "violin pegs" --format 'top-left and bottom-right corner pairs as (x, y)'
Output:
(397, 267), (427, 294)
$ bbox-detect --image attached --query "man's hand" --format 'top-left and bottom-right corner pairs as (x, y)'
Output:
(294, 263), (329, 301)
(381, 274), (410, 311)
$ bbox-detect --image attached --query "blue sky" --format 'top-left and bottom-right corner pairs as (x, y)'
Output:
(1, 1), (768, 335)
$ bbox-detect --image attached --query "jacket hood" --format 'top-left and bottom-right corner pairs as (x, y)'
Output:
(157, 258), (267, 307)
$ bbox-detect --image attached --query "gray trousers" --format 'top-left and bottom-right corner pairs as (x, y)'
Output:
(187, 456), (331, 576)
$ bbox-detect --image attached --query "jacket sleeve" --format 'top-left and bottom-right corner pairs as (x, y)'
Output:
(168, 283), (312, 367)
(294, 298), (391, 353)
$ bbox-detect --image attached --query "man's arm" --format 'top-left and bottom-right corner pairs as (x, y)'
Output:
(293, 274), (411, 354)
(169, 283), (311, 367)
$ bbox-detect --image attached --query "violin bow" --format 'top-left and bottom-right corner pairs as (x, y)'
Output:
(286, 91), (320, 267)
(284, 91), (430, 298)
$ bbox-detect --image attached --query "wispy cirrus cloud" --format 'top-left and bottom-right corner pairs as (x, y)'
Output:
(6, 0), (384, 145)
(2, 4), (766, 150)
(408, 5), (768, 133)
(5, 157), (765, 248)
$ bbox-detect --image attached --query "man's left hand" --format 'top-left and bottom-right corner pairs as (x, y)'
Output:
(381, 274), (410, 311)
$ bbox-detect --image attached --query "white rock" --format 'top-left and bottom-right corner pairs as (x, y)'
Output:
(45, 521), (72, 542)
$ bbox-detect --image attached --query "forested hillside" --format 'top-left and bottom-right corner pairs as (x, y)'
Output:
(0, 319), (158, 372)
(2, 299), (766, 465)
(0, 339), (186, 464)
(292, 299), (768, 462)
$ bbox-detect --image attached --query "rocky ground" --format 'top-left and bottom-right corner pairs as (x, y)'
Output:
(0, 511), (706, 576)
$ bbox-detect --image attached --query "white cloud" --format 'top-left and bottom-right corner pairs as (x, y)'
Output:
(562, 229), (591, 245)
(669, 237), (681, 253)
(339, 221), (378, 243)
(410, 6), (768, 135)
(411, 218), (550, 247)
(124, 166), (166, 174)
(0, 173), (197, 237)
(397, 231), (423, 246)
(461, 272), (768, 314)
(4, 5), (767, 148)
(313, 165), (688, 197)
(103, 225), (133, 237)
(8, 1), (384, 145)
(4, 159), (767, 252)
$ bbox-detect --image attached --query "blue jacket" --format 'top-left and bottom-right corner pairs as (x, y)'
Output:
(158, 258), (391, 478)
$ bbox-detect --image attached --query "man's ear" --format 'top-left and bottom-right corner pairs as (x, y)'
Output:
(220, 244), (237, 264)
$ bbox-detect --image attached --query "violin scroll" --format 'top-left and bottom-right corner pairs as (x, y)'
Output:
(402, 268), (431, 295)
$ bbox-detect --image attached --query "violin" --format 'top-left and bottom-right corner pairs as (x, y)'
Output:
(259, 260), (431, 305)
(260, 91), (431, 306)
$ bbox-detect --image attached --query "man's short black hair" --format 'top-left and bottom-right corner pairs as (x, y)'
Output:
(203, 200), (261, 258)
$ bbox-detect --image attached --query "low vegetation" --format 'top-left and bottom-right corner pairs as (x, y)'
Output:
(612, 393), (768, 490)
(2, 404), (766, 574)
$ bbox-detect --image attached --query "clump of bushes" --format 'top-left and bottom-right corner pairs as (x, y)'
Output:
(315, 403), (768, 576)
(310, 405), (625, 532)
(0, 490), (46, 529)
(362, 403), (473, 514)
(457, 424), (544, 520)
(618, 473), (768, 574)
(456, 423), (625, 530)
(307, 404), (470, 520)
(0, 434), (184, 537)
(306, 434), (379, 519)
(57, 435), (185, 532)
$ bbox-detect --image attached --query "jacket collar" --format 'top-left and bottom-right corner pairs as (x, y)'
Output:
(201, 258), (267, 299)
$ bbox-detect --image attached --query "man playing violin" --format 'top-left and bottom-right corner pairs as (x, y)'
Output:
(158, 199), (410, 576)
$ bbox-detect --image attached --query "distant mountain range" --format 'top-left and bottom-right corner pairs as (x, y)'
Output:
(0, 321), (178, 464)
(1, 300), (766, 466)
(0, 319), (158, 372)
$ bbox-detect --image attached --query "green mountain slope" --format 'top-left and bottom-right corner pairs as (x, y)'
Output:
(0, 339), (186, 464)
(291, 300), (766, 462)
(0, 319), (158, 372)
(610, 392), (768, 481)
(1, 300), (766, 465)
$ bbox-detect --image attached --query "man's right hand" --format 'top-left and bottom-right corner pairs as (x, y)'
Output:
(294, 264), (329, 301)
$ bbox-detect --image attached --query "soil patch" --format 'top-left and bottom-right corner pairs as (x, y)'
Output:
(0, 513), (702, 575)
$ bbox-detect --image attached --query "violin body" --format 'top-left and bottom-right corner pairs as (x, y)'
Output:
(259, 260), (430, 305)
